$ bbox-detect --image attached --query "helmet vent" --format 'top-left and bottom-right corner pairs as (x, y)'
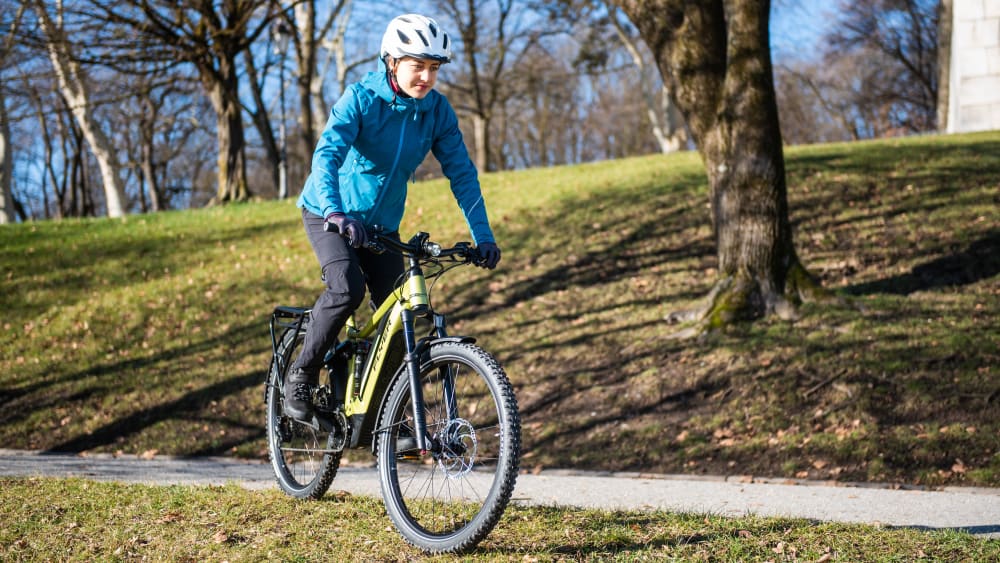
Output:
(381, 14), (452, 63)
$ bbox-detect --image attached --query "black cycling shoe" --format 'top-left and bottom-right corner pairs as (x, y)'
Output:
(283, 367), (317, 422)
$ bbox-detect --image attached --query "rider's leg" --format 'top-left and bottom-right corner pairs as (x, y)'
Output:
(287, 210), (366, 421)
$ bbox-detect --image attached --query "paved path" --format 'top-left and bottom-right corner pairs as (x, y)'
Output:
(2, 449), (998, 539)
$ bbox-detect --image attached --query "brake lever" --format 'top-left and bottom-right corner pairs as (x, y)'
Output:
(466, 244), (483, 266)
(323, 219), (386, 254)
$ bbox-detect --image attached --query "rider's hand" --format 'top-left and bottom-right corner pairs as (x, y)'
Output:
(476, 242), (501, 270)
(325, 213), (368, 249)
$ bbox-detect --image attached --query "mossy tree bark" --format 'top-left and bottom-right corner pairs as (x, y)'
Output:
(617, 0), (824, 329)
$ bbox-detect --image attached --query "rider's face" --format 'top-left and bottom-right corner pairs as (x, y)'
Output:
(392, 57), (440, 99)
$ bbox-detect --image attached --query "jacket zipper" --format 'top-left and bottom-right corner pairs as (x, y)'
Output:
(365, 114), (409, 225)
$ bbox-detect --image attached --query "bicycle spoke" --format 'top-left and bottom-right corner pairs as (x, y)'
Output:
(379, 343), (520, 552)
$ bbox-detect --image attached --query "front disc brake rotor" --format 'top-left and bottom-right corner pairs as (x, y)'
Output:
(436, 418), (477, 479)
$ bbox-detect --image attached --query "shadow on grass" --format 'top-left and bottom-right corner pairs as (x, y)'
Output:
(45, 370), (263, 455)
(483, 512), (723, 557)
(436, 138), (1000, 481)
(845, 229), (1000, 295)
(0, 320), (267, 456)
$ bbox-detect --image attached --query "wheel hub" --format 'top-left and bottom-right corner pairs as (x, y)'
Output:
(435, 418), (477, 479)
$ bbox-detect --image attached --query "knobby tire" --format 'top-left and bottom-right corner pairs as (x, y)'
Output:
(376, 341), (521, 554)
(266, 327), (341, 499)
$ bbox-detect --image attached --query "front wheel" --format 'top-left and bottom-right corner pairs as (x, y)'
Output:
(377, 341), (521, 554)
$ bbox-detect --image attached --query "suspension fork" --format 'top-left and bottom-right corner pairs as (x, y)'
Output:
(435, 313), (459, 421)
(401, 307), (430, 452)
(401, 249), (433, 452)
(403, 311), (459, 453)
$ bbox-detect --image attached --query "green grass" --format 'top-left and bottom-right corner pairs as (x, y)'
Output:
(1, 131), (998, 487)
(2, 478), (997, 561)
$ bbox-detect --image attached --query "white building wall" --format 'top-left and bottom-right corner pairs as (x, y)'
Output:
(947, 0), (1000, 132)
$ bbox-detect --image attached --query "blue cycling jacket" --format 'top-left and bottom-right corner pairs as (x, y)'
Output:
(297, 60), (495, 245)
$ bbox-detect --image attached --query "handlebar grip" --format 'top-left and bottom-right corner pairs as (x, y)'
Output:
(324, 219), (387, 254)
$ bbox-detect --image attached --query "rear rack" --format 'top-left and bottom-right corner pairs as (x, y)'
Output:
(269, 306), (310, 383)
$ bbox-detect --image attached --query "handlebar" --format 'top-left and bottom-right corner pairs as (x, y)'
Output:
(324, 220), (480, 264)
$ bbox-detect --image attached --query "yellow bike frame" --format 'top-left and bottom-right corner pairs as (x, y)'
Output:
(343, 271), (429, 418)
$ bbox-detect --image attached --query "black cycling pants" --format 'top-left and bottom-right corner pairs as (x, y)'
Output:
(292, 209), (404, 373)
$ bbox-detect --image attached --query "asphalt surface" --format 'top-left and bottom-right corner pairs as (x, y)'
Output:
(2, 449), (998, 539)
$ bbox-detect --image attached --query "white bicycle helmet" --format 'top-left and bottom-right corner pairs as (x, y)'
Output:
(380, 14), (452, 63)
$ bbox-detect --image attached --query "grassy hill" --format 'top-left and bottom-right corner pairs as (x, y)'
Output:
(2, 131), (997, 487)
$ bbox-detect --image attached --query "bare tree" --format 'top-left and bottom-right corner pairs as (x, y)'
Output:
(827, 0), (940, 133)
(0, 92), (12, 224)
(249, 0), (375, 196)
(774, 61), (852, 145)
(435, 0), (559, 171)
(82, 0), (273, 204)
(283, 0), (372, 162)
(0, 4), (23, 224)
(776, 46), (912, 144)
(31, 0), (128, 217)
(136, 78), (165, 212)
(615, 0), (823, 329)
(127, 72), (204, 212)
(500, 42), (583, 168)
(604, 3), (688, 153)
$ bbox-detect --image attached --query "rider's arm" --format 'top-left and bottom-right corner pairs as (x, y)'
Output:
(430, 99), (496, 246)
(305, 86), (366, 218)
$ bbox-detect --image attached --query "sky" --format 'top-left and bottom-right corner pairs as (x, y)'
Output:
(769, 0), (842, 62)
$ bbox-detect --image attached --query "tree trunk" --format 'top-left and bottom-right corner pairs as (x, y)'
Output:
(294, 0), (319, 166)
(34, 0), (127, 218)
(243, 50), (281, 197)
(0, 88), (13, 224)
(206, 59), (249, 204)
(139, 95), (162, 212)
(936, 0), (952, 132)
(294, 0), (354, 176)
(140, 134), (161, 213)
(472, 113), (490, 172)
(617, 0), (822, 328)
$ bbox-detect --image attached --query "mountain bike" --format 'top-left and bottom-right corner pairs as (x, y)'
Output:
(265, 228), (521, 554)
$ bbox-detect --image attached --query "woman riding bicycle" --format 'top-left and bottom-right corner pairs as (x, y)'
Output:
(287, 14), (501, 422)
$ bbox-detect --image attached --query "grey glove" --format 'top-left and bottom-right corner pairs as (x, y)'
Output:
(476, 242), (501, 269)
(325, 213), (368, 249)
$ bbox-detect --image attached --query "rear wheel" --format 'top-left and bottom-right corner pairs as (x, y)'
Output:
(266, 327), (340, 499)
(377, 341), (521, 553)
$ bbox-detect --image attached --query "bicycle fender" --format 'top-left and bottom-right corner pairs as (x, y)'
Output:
(425, 335), (476, 347)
